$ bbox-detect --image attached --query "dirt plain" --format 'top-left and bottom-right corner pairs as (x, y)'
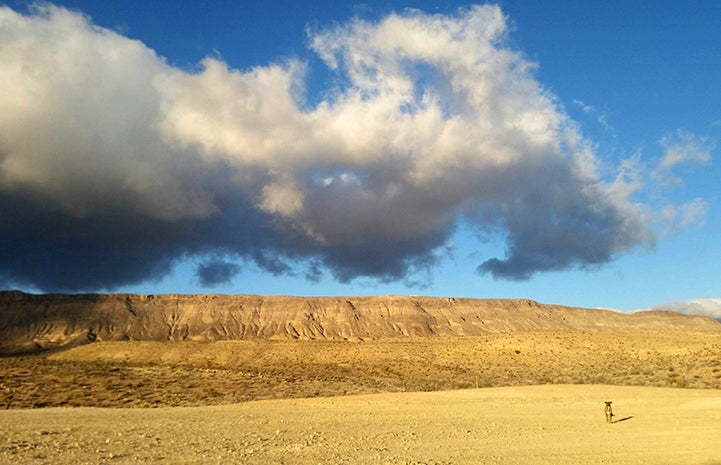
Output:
(2, 384), (720, 465)
(2, 329), (721, 464)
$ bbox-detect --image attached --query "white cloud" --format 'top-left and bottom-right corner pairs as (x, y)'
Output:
(0, 4), (215, 220)
(660, 198), (708, 230)
(572, 99), (593, 114)
(572, 99), (611, 130)
(653, 299), (721, 320)
(0, 4), (673, 290)
(658, 129), (714, 171)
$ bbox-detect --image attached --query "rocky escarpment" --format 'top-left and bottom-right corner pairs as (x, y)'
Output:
(1, 291), (719, 354)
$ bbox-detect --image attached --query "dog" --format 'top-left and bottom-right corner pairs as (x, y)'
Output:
(604, 401), (614, 423)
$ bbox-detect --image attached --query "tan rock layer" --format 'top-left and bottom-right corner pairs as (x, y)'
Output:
(1, 291), (719, 354)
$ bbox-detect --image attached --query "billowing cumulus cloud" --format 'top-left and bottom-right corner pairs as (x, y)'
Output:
(0, 4), (660, 291)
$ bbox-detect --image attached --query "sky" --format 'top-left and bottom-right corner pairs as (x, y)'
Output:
(1, 1), (719, 316)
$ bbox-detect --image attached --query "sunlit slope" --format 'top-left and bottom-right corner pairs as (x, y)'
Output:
(1, 291), (719, 354)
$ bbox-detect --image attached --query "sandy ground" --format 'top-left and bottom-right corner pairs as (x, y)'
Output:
(1, 384), (720, 465)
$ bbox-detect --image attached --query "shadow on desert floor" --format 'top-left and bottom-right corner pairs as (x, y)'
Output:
(613, 416), (634, 423)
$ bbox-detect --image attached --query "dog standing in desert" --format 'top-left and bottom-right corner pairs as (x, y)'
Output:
(604, 401), (614, 423)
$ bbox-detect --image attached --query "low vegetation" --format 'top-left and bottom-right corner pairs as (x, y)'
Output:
(2, 330), (721, 409)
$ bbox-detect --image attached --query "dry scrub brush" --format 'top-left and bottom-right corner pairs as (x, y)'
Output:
(1, 330), (720, 408)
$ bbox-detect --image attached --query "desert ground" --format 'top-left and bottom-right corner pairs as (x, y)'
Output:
(2, 330), (721, 408)
(2, 384), (721, 465)
(2, 330), (721, 464)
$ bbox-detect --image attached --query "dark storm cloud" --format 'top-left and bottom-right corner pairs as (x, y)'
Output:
(0, 4), (660, 291)
(195, 260), (241, 287)
(472, 160), (654, 279)
(0, 181), (275, 291)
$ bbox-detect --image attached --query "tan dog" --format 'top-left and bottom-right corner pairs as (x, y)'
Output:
(604, 401), (614, 423)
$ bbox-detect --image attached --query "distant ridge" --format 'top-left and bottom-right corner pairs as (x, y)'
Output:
(1, 291), (719, 354)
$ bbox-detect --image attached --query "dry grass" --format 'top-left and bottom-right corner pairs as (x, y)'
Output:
(2, 330), (721, 409)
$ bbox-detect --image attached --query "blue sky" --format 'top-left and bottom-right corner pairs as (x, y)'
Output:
(0, 1), (719, 314)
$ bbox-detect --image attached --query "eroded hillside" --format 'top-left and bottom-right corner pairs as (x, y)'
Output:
(1, 291), (719, 354)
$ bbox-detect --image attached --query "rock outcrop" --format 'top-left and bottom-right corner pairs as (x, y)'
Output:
(1, 291), (719, 354)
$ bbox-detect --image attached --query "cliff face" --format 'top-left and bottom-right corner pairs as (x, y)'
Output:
(1, 291), (719, 354)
